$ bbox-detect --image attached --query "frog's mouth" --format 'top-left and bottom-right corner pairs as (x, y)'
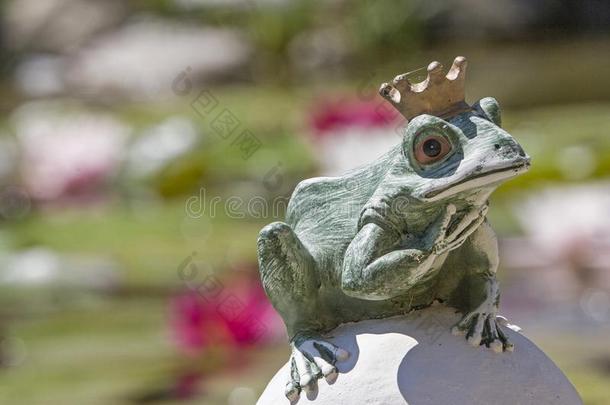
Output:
(422, 159), (530, 201)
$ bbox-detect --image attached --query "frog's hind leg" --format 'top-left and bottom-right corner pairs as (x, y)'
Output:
(257, 222), (349, 402)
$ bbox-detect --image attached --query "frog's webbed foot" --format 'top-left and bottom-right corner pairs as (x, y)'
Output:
(285, 335), (350, 402)
(451, 309), (514, 353)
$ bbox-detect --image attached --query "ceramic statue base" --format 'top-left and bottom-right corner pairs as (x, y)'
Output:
(257, 305), (581, 405)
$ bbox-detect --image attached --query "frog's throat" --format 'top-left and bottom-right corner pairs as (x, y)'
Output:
(422, 159), (530, 201)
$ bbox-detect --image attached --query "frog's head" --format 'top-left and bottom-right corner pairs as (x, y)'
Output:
(402, 99), (530, 203)
(380, 56), (530, 206)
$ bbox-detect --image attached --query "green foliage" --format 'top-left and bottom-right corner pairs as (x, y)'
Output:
(344, 0), (422, 57)
(246, 1), (316, 56)
(155, 153), (209, 198)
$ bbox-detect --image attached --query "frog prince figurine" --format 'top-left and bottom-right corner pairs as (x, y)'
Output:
(257, 56), (531, 401)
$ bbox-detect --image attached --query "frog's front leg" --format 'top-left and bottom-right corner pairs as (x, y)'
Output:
(450, 221), (516, 353)
(341, 204), (487, 300)
(257, 222), (349, 402)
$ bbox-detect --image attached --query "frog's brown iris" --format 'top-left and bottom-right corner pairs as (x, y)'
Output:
(414, 135), (452, 165)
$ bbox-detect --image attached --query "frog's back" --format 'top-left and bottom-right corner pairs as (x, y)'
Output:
(286, 146), (400, 263)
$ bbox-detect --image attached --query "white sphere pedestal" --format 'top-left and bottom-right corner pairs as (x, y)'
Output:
(257, 305), (582, 405)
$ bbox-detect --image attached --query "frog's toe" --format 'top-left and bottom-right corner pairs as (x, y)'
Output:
(293, 348), (316, 389)
(314, 354), (338, 382)
(467, 332), (482, 347)
(285, 380), (300, 403)
(285, 357), (302, 402)
(451, 311), (476, 336)
(451, 325), (466, 336)
(467, 313), (487, 346)
(318, 341), (350, 362)
(299, 339), (350, 364)
(481, 315), (504, 353)
(286, 348), (318, 401)
(295, 338), (350, 385)
(488, 340), (503, 353)
(495, 320), (515, 352)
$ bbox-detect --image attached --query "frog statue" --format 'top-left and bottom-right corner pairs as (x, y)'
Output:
(257, 56), (531, 401)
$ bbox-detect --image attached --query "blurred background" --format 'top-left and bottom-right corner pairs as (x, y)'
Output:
(0, 0), (609, 404)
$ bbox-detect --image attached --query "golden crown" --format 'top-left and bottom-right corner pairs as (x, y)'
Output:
(379, 56), (470, 121)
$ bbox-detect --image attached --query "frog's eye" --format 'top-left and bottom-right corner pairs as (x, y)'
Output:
(413, 134), (452, 165)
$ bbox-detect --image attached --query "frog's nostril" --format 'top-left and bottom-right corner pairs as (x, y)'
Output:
(513, 143), (526, 157)
(496, 141), (526, 158)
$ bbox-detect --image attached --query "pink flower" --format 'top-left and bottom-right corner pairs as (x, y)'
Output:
(169, 264), (283, 357)
(306, 96), (406, 175)
(309, 97), (399, 137)
(170, 291), (223, 356)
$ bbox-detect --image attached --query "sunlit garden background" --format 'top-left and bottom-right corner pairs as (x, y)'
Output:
(0, 1), (609, 404)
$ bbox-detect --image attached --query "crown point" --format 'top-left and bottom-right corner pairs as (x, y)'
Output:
(427, 61), (445, 84)
(379, 83), (401, 104)
(427, 61), (443, 73)
(454, 56), (467, 66)
(447, 56), (467, 81)
(392, 74), (413, 93)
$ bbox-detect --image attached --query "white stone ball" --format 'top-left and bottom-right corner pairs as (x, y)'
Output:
(257, 305), (581, 405)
